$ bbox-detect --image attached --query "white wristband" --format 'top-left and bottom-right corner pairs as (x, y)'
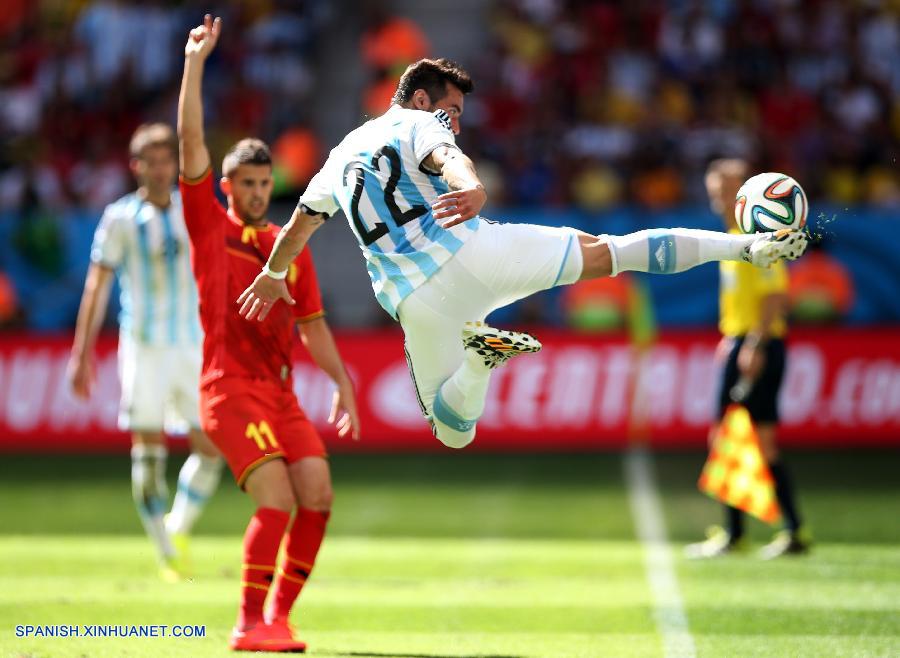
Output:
(262, 263), (288, 280)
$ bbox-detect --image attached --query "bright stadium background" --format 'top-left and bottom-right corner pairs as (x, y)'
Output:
(1, 1), (898, 657)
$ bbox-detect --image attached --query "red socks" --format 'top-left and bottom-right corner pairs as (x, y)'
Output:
(269, 508), (330, 620)
(237, 507), (291, 630)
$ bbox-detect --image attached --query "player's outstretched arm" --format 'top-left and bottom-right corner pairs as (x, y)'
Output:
(297, 317), (361, 440)
(236, 205), (327, 321)
(178, 14), (221, 179)
(427, 146), (486, 228)
(67, 264), (115, 399)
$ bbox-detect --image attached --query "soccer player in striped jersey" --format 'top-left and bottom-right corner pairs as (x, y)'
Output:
(240, 58), (808, 452)
(68, 123), (223, 581)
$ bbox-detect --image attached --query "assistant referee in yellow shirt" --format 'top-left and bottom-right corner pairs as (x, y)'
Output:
(687, 159), (810, 560)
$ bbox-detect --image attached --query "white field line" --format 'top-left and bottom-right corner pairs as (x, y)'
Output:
(625, 446), (697, 658)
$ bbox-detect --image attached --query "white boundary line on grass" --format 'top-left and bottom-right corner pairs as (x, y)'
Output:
(625, 446), (697, 658)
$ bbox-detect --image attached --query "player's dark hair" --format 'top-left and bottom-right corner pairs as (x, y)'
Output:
(391, 58), (474, 106)
(222, 138), (272, 178)
(129, 123), (177, 160)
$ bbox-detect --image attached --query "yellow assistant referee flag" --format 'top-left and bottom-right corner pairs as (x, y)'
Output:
(698, 404), (782, 524)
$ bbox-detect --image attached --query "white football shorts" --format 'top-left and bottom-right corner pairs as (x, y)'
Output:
(397, 219), (583, 419)
(117, 339), (202, 434)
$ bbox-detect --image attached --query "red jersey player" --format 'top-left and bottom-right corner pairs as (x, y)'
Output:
(177, 15), (359, 653)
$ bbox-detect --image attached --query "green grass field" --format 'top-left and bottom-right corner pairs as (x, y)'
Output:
(2, 451), (898, 657)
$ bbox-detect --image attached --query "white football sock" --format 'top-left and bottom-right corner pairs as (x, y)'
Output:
(431, 351), (492, 449)
(607, 229), (756, 276)
(131, 443), (175, 561)
(167, 453), (223, 536)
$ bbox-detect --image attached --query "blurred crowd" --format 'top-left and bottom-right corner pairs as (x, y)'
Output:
(0, 0), (894, 330)
(459, 0), (900, 209)
(0, 0), (330, 215)
(0, 0), (330, 328)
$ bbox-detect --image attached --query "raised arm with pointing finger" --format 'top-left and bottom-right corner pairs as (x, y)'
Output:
(178, 14), (220, 181)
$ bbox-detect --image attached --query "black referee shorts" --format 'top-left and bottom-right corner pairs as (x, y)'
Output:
(716, 336), (786, 423)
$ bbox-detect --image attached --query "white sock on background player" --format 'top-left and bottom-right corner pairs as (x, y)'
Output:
(131, 443), (175, 561)
(167, 452), (223, 536)
(607, 229), (756, 276)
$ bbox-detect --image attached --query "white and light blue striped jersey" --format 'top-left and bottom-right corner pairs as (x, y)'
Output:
(91, 190), (202, 346)
(298, 105), (481, 318)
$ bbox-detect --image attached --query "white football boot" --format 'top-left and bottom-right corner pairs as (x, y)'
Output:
(462, 321), (542, 370)
(743, 228), (808, 268)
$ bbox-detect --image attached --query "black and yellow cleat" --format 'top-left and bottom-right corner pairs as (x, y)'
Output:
(744, 228), (808, 267)
(462, 321), (542, 370)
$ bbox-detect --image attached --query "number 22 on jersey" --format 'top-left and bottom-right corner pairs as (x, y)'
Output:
(342, 144), (427, 246)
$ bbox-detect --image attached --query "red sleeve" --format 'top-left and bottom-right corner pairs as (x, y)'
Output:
(291, 247), (325, 322)
(179, 168), (219, 241)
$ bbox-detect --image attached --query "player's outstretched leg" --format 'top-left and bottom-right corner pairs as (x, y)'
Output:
(431, 322), (542, 449)
(130, 440), (178, 580)
(587, 228), (807, 279)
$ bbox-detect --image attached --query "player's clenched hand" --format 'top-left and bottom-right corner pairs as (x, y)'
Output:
(431, 185), (486, 228)
(237, 271), (295, 322)
(185, 14), (221, 59)
(329, 379), (361, 440)
(67, 355), (94, 400)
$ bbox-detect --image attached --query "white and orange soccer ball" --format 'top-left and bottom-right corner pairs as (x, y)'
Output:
(734, 172), (808, 234)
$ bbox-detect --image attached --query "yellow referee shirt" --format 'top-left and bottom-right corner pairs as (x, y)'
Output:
(719, 238), (789, 338)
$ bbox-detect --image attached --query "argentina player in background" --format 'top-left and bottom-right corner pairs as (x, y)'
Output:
(239, 58), (808, 450)
(68, 123), (222, 581)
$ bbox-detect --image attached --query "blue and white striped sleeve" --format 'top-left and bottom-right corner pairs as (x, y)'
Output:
(90, 206), (125, 269)
(297, 151), (340, 218)
(412, 110), (458, 173)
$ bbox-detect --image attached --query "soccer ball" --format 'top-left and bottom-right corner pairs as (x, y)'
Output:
(734, 172), (808, 233)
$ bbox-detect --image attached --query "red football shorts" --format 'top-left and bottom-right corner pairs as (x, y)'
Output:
(200, 377), (326, 488)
